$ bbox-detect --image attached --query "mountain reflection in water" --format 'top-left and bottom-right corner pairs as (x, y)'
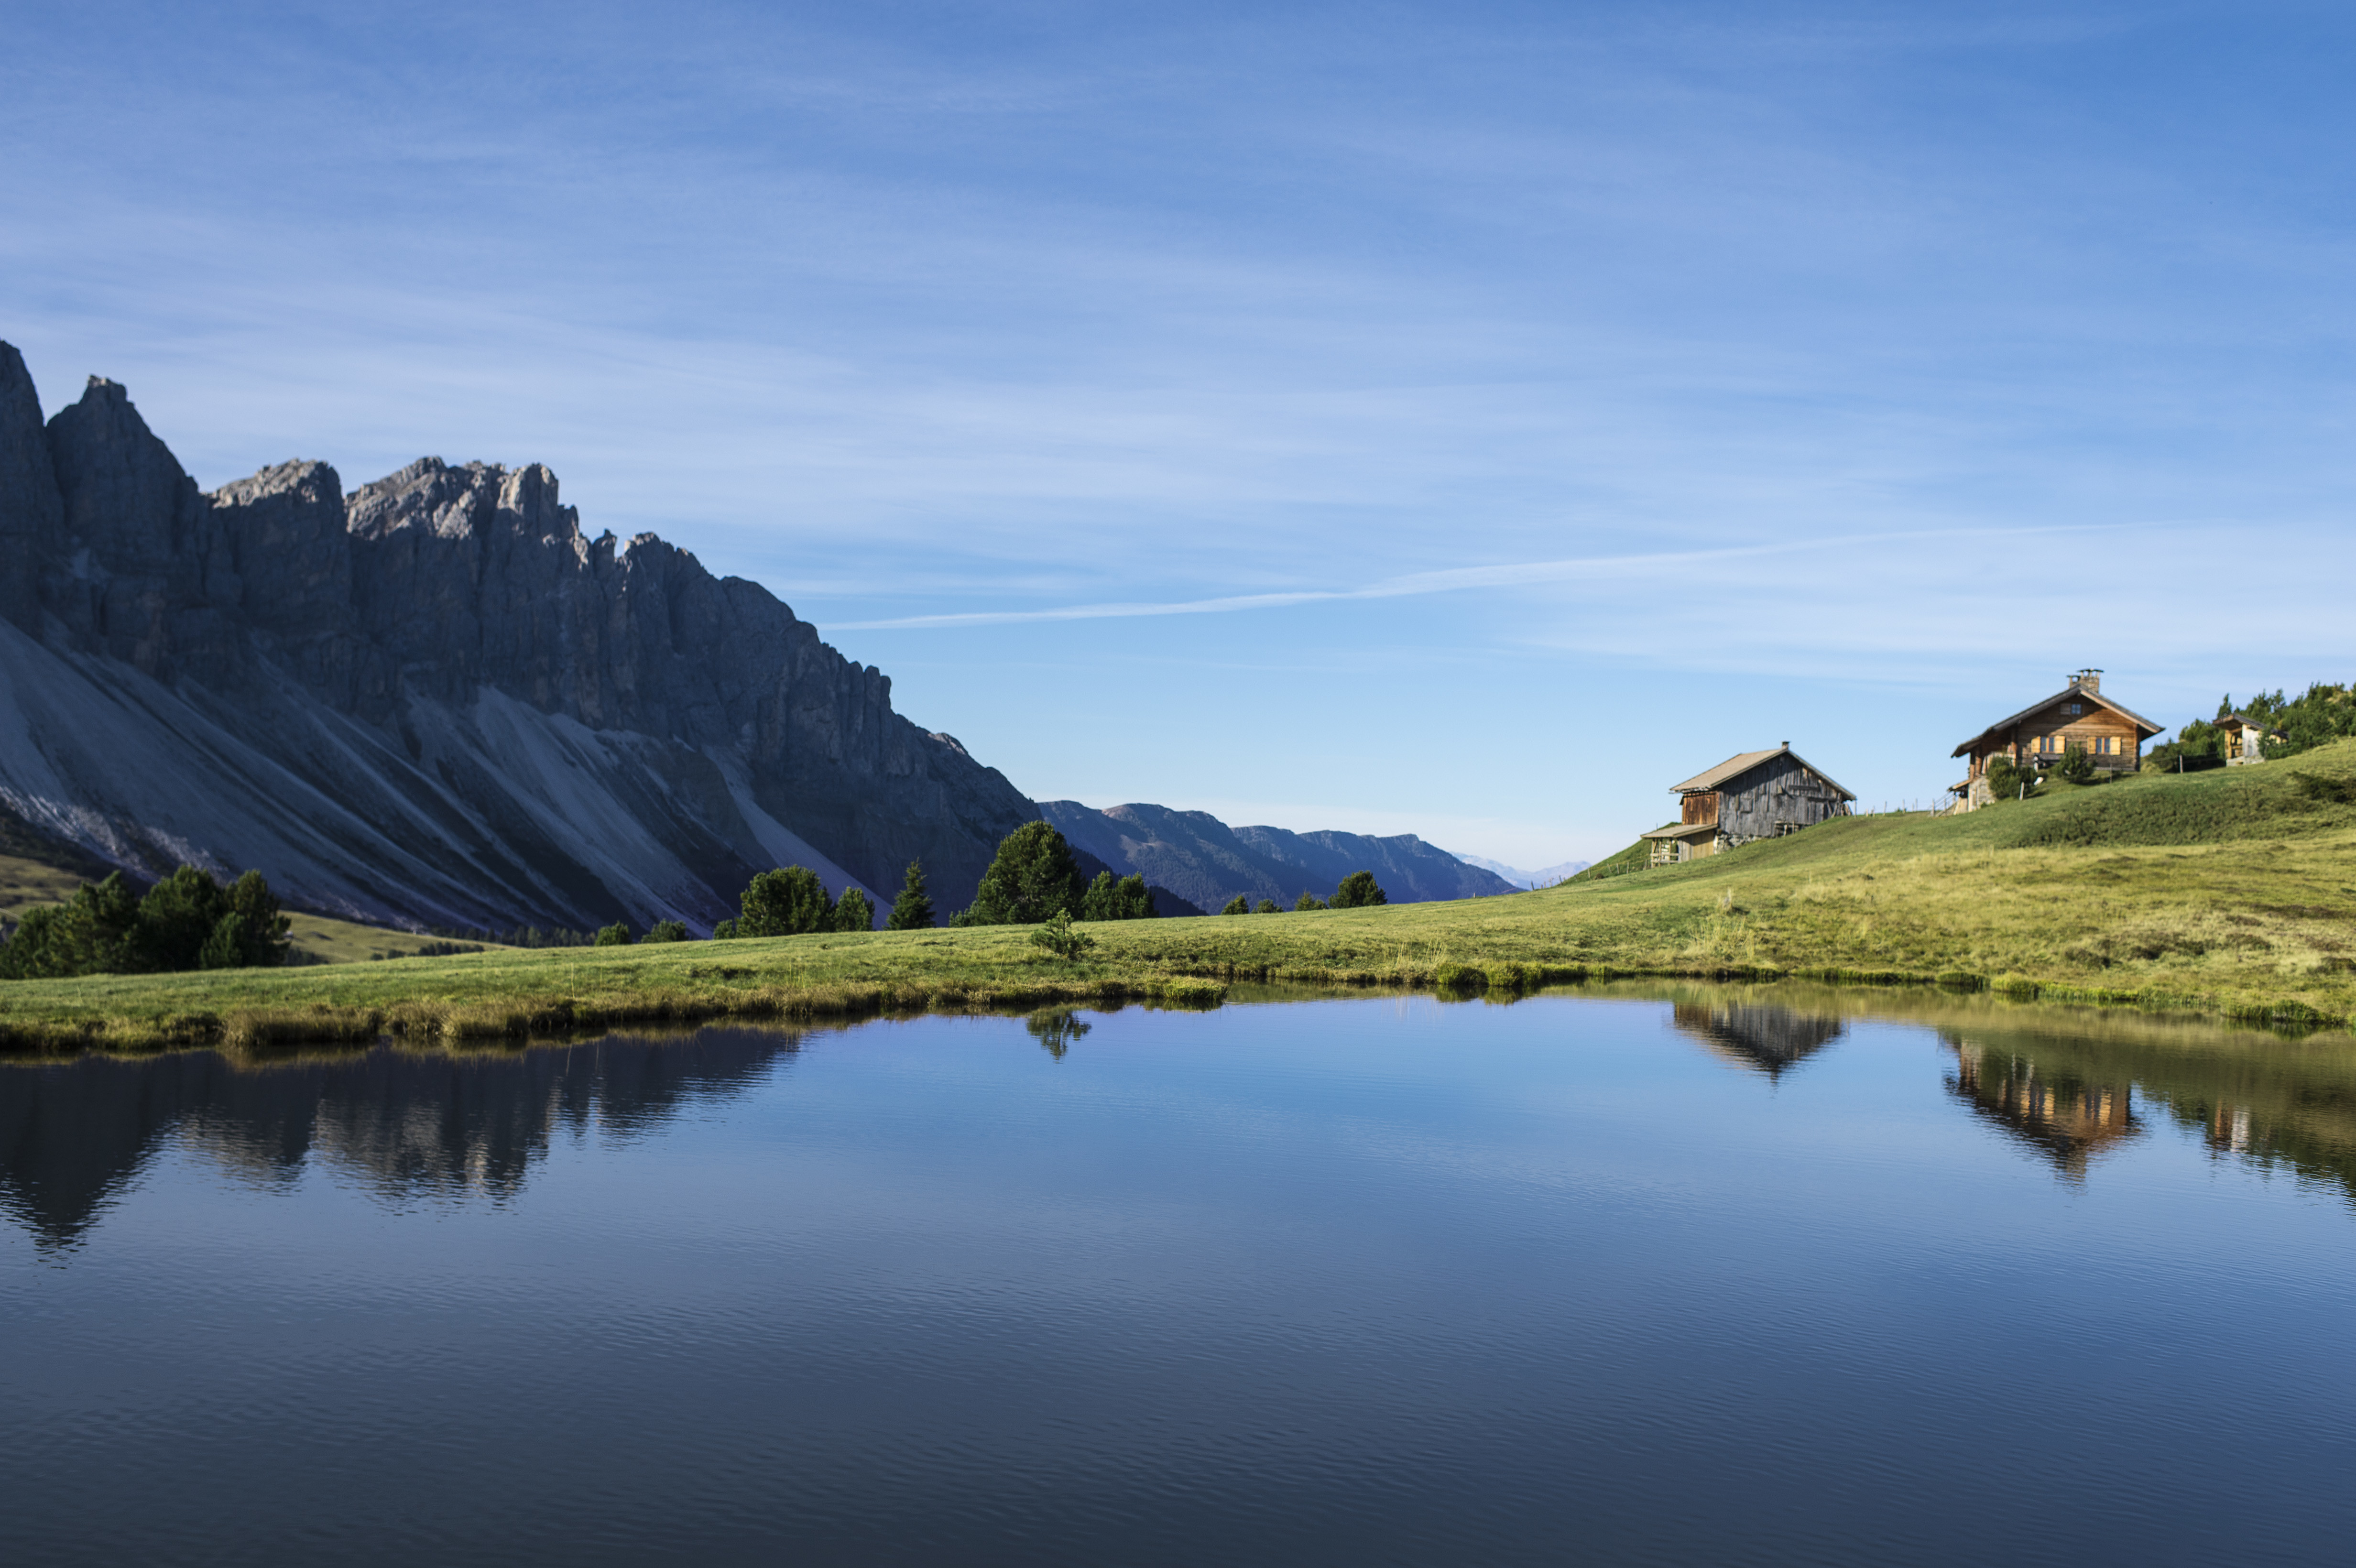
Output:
(0, 1031), (800, 1250)
(6, 994), (2356, 1566)
(8, 995), (2356, 1260)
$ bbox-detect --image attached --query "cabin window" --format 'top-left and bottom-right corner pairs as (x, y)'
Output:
(2067, 702), (2083, 715)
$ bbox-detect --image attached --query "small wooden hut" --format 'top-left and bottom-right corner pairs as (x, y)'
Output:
(1639, 744), (1854, 866)
(2214, 712), (2284, 766)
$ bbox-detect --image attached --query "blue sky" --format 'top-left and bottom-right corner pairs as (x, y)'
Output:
(5, 0), (2352, 866)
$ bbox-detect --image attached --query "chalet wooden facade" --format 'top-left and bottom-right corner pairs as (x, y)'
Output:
(1639, 745), (1854, 865)
(1947, 670), (2162, 810)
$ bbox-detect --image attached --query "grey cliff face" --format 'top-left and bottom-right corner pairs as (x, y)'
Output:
(0, 345), (1037, 931)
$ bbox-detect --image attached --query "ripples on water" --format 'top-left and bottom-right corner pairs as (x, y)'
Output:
(3, 990), (2353, 1567)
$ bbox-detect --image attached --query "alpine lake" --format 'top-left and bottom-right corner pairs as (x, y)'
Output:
(4, 982), (2353, 1567)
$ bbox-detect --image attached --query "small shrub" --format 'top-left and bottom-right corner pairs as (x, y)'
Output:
(1331, 871), (1387, 908)
(593, 923), (633, 947)
(1254, 898), (1280, 914)
(1294, 891), (1327, 911)
(1221, 895), (1250, 915)
(643, 920), (690, 943)
(710, 918), (740, 940)
(1984, 754), (2038, 801)
(1028, 910), (1096, 961)
(2056, 742), (2097, 785)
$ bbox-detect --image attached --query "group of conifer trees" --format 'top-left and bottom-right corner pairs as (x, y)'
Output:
(0, 866), (291, 980)
(694, 821), (1165, 942)
(1219, 869), (1385, 915)
(710, 863), (909, 938)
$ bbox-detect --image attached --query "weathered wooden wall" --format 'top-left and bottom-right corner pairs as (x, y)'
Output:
(1716, 753), (1850, 842)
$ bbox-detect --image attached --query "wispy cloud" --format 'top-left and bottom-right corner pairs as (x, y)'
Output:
(831, 524), (2111, 630)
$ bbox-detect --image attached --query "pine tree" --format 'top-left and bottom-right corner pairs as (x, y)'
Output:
(223, 871), (292, 967)
(1221, 895), (1249, 915)
(963, 822), (1086, 925)
(1331, 871), (1387, 908)
(834, 887), (876, 931)
(886, 860), (936, 930)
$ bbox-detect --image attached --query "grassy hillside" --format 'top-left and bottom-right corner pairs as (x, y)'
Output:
(6, 739), (2356, 1052)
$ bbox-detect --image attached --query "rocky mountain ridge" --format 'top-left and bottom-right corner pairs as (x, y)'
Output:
(0, 343), (1038, 931)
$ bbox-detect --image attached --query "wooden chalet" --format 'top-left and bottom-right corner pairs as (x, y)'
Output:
(1947, 670), (2162, 810)
(2215, 712), (2284, 766)
(1638, 744), (1854, 866)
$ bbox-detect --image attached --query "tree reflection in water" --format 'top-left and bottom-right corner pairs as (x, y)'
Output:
(1026, 1009), (1092, 1059)
(0, 1029), (801, 1253)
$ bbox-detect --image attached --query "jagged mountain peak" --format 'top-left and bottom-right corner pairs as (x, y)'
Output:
(0, 344), (1038, 933)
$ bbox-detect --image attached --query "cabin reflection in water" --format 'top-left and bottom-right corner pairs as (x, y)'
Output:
(1943, 1038), (2139, 1179)
(1671, 1003), (1845, 1080)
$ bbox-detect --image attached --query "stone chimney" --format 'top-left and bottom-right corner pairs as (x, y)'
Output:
(2070, 669), (2102, 695)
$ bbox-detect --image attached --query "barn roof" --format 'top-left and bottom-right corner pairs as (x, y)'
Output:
(2216, 711), (2286, 735)
(1950, 684), (2165, 758)
(1639, 820), (1718, 842)
(1668, 744), (1856, 801)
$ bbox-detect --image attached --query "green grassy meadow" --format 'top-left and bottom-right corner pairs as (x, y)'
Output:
(6, 738), (2356, 1053)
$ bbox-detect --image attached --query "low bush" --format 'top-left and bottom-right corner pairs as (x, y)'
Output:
(1028, 911), (1096, 961)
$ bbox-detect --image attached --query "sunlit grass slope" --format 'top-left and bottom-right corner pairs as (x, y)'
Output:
(5, 739), (2356, 1050)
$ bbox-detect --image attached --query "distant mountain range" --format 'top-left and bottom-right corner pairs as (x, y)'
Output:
(1039, 801), (1518, 913)
(1448, 853), (1592, 890)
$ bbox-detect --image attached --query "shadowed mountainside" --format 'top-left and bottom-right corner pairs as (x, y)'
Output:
(1039, 799), (1517, 912)
(0, 343), (1040, 932)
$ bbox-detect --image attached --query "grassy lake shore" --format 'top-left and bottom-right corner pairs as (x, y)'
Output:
(6, 738), (2356, 1053)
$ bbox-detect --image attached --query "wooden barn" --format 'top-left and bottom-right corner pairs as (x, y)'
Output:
(1639, 745), (1854, 866)
(1947, 670), (2162, 809)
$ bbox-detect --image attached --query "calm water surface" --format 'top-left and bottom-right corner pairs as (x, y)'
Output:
(3, 991), (2354, 1566)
